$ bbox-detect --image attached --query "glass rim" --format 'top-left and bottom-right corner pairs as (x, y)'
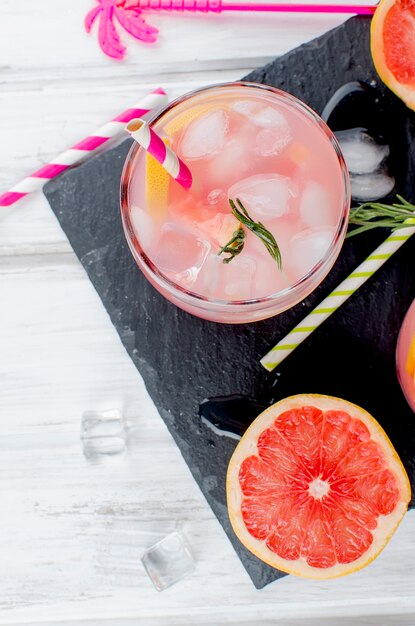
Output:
(120, 81), (351, 309)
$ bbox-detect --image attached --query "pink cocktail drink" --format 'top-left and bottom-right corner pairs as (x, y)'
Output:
(121, 83), (350, 323)
(397, 300), (415, 412)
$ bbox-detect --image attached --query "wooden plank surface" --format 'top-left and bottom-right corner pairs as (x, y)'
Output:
(3, 2), (415, 624)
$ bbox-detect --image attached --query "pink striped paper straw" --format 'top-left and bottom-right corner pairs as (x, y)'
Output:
(126, 119), (192, 190)
(0, 87), (168, 208)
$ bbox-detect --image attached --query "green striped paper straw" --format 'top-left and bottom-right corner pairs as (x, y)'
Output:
(260, 223), (415, 372)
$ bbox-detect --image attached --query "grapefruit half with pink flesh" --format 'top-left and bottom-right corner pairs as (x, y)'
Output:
(371, 0), (415, 111)
(227, 394), (411, 579)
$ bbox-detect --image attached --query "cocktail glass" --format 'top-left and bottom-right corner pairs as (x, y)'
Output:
(397, 299), (415, 413)
(120, 82), (350, 323)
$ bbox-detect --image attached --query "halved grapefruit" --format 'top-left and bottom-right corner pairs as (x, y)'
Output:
(371, 0), (415, 111)
(227, 394), (411, 579)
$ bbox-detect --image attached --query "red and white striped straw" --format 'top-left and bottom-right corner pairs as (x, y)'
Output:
(126, 118), (192, 190)
(0, 87), (168, 208)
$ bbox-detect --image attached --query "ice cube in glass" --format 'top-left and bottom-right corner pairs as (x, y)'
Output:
(290, 227), (335, 277)
(220, 255), (257, 300)
(229, 173), (294, 220)
(180, 109), (229, 160)
(299, 182), (336, 228)
(130, 206), (155, 252)
(153, 224), (210, 288)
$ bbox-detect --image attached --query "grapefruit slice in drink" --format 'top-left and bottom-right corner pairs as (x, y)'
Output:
(145, 138), (171, 219)
(164, 103), (214, 135)
(371, 0), (415, 111)
(227, 394), (411, 579)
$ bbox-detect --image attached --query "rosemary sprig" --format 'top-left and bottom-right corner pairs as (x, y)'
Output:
(347, 194), (415, 238)
(217, 225), (246, 263)
(228, 198), (283, 269)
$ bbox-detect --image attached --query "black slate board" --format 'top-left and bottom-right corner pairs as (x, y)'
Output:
(44, 16), (415, 589)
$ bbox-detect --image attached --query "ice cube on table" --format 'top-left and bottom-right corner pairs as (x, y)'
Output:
(228, 173), (294, 220)
(179, 109), (229, 160)
(130, 206), (155, 252)
(81, 409), (127, 461)
(141, 531), (195, 592)
(153, 224), (210, 288)
(335, 127), (390, 174)
(299, 182), (336, 229)
(350, 171), (395, 202)
(290, 227), (335, 277)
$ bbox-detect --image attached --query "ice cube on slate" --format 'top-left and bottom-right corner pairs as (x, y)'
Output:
(180, 109), (229, 159)
(141, 531), (196, 592)
(335, 127), (390, 174)
(350, 172), (395, 202)
(228, 173), (294, 220)
(154, 224), (210, 287)
(290, 227), (334, 277)
(299, 182), (335, 229)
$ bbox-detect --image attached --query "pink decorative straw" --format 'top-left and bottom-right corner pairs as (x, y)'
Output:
(0, 87), (168, 208)
(85, 0), (376, 60)
(126, 119), (192, 190)
(138, 0), (377, 14)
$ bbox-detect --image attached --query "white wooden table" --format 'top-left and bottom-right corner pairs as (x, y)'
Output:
(2, 2), (415, 624)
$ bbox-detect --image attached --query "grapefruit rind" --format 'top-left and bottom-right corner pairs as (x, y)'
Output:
(226, 394), (411, 580)
(371, 0), (415, 111)
(406, 334), (415, 379)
